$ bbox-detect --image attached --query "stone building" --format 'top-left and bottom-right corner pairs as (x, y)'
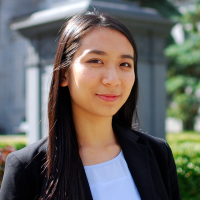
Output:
(0, 0), (77, 134)
(0, 0), (43, 134)
(1, 0), (174, 143)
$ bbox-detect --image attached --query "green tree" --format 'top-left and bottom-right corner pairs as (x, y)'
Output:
(165, 3), (200, 130)
(126, 0), (180, 17)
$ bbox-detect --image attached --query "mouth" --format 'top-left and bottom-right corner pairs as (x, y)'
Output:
(96, 94), (120, 102)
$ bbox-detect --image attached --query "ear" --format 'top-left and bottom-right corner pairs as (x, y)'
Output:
(60, 73), (68, 87)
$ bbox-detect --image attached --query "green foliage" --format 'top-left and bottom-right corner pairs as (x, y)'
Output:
(167, 133), (200, 200)
(0, 142), (26, 187)
(14, 143), (26, 150)
(0, 142), (26, 150)
(125, 0), (180, 18)
(166, 34), (200, 75)
(180, 2), (200, 33)
(165, 3), (200, 130)
(0, 146), (16, 187)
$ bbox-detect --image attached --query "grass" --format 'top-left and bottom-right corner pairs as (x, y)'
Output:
(0, 135), (27, 147)
(166, 131), (200, 145)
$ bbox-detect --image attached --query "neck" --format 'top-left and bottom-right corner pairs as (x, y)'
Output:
(73, 111), (116, 148)
(72, 108), (121, 166)
(73, 104), (117, 148)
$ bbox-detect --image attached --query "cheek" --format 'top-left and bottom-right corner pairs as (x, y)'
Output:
(69, 64), (98, 90)
(123, 73), (135, 92)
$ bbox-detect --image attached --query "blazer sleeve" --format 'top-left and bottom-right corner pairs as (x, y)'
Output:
(165, 141), (182, 200)
(0, 153), (34, 200)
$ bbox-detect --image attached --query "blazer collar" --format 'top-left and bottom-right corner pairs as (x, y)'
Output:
(113, 121), (157, 200)
(80, 121), (157, 200)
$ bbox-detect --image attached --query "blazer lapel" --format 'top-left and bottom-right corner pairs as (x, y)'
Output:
(113, 121), (157, 200)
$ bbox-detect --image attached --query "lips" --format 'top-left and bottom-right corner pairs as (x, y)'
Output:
(97, 94), (120, 102)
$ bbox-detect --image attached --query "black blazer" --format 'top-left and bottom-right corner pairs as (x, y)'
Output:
(0, 122), (182, 200)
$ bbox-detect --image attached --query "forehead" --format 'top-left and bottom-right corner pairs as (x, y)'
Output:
(78, 27), (134, 55)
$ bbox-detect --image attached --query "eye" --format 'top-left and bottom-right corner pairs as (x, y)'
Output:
(120, 62), (132, 68)
(88, 59), (102, 64)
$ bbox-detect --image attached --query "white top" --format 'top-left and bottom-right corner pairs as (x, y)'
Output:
(84, 151), (141, 200)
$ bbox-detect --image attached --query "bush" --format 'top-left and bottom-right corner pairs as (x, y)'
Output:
(13, 143), (26, 150)
(167, 133), (200, 200)
(0, 143), (26, 150)
(0, 146), (16, 186)
(0, 142), (26, 187)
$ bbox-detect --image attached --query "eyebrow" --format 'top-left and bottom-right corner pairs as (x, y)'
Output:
(87, 50), (134, 61)
(121, 54), (134, 61)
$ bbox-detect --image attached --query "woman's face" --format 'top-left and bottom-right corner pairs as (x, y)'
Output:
(61, 27), (135, 118)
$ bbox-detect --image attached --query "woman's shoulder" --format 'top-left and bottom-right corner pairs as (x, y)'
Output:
(132, 129), (167, 146)
(131, 129), (172, 159)
(8, 135), (48, 166)
(0, 137), (48, 200)
(113, 121), (171, 161)
(113, 121), (170, 154)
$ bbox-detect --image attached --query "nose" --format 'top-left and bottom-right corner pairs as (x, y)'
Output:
(102, 65), (121, 87)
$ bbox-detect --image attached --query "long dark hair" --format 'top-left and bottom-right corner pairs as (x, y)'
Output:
(41, 12), (139, 200)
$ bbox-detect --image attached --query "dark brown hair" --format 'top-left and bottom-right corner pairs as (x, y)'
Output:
(41, 11), (139, 200)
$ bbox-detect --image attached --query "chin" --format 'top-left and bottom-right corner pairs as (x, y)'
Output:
(95, 109), (119, 117)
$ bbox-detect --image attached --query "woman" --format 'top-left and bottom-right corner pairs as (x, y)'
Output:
(0, 12), (181, 200)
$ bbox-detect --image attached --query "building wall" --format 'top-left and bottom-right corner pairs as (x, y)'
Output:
(0, 0), (83, 134)
(0, 0), (48, 134)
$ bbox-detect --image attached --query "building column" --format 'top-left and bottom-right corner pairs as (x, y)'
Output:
(25, 41), (40, 144)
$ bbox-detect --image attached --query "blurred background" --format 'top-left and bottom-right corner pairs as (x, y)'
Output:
(0, 0), (200, 199)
